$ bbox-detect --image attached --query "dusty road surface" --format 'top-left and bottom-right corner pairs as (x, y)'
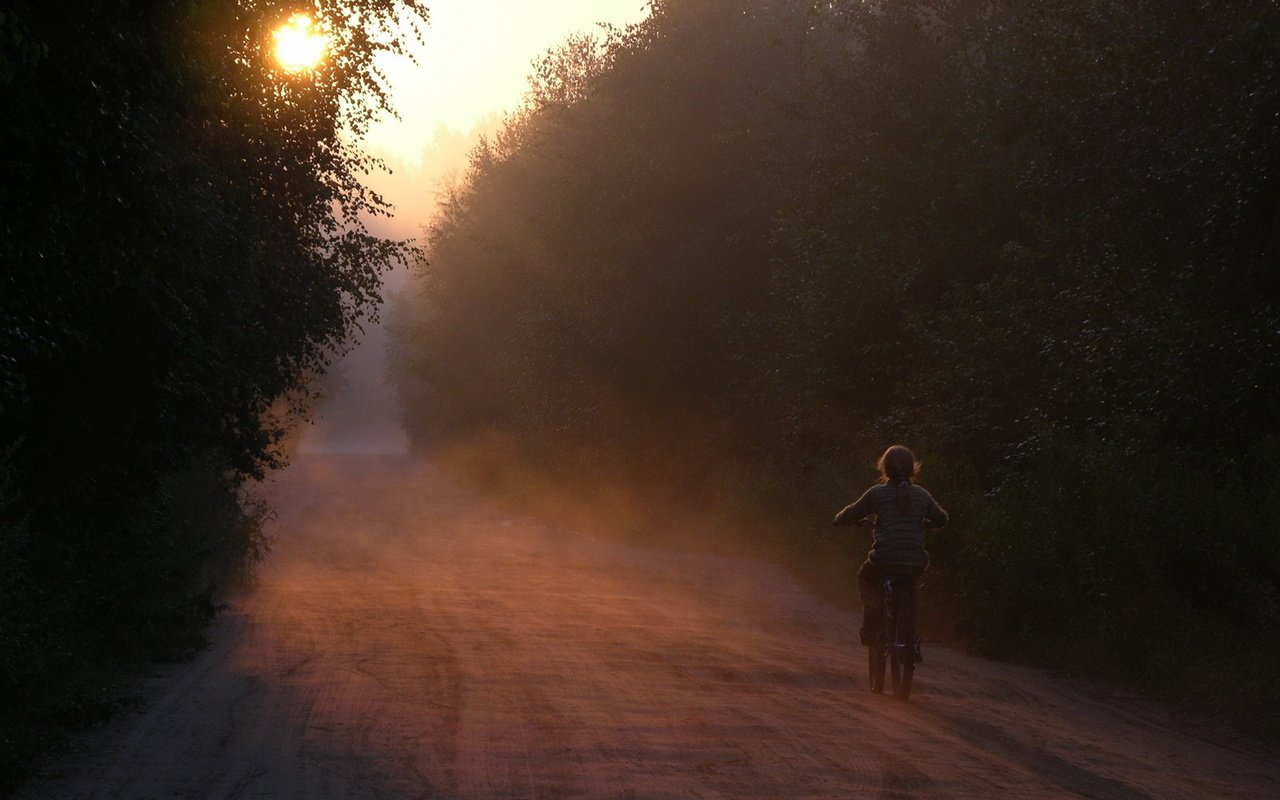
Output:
(21, 455), (1280, 799)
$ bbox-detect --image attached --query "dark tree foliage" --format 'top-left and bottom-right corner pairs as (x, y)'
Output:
(394, 0), (1280, 732)
(0, 0), (426, 786)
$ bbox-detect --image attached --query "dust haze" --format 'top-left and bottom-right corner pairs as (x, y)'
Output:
(22, 454), (1278, 798)
(299, 115), (811, 584)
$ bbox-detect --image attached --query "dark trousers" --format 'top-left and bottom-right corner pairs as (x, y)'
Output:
(857, 561), (923, 626)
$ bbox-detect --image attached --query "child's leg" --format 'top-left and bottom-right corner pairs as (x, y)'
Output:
(856, 561), (882, 644)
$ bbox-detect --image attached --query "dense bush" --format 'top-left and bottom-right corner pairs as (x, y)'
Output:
(951, 429), (1280, 732)
(392, 0), (1280, 733)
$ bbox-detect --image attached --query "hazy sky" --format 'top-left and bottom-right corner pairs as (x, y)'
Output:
(359, 0), (651, 237)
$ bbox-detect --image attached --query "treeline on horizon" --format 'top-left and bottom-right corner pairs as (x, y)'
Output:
(392, 0), (1280, 732)
(0, 0), (425, 789)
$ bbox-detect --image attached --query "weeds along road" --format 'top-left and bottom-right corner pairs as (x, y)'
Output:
(21, 455), (1280, 799)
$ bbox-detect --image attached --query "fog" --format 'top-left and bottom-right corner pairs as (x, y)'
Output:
(295, 277), (410, 456)
(295, 118), (504, 457)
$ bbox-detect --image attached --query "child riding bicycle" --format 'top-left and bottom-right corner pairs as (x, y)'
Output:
(832, 445), (948, 646)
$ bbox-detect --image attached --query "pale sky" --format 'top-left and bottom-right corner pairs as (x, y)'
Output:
(359, 0), (652, 238)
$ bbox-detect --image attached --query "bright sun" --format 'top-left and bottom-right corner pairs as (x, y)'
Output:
(273, 14), (328, 73)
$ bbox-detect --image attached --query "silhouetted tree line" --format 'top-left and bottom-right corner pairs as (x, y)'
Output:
(393, 0), (1280, 732)
(0, 0), (425, 787)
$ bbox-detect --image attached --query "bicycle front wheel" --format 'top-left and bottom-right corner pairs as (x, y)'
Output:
(889, 593), (916, 701)
(868, 644), (886, 693)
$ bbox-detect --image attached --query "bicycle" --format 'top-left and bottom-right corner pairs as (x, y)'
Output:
(836, 487), (944, 701)
(866, 573), (921, 700)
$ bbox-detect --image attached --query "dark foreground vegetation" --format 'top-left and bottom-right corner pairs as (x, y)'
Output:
(392, 0), (1280, 734)
(0, 0), (425, 790)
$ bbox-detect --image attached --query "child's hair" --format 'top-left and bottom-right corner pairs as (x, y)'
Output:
(877, 445), (920, 514)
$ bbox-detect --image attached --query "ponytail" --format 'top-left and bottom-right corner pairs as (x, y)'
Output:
(895, 479), (912, 514)
(876, 445), (921, 515)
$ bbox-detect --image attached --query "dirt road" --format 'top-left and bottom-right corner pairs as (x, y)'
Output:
(20, 455), (1280, 799)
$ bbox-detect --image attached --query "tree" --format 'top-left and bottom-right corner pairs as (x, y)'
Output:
(0, 0), (428, 787)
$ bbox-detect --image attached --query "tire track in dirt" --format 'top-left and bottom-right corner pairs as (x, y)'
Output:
(17, 455), (1280, 800)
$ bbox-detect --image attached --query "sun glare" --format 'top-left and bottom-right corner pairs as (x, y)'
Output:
(274, 14), (328, 73)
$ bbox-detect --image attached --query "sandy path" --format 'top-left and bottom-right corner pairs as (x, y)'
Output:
(19, 454), (1280, 799)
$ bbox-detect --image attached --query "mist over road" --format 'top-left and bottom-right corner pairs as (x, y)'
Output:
(22, 456), (1279, 799)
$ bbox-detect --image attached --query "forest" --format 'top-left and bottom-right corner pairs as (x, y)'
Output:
(0, 0), (425, 789)
(391, 0), (1280, 734)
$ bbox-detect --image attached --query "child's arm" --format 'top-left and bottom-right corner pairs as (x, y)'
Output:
(922, 490), (949, 529)
(833, 488), (876, 526)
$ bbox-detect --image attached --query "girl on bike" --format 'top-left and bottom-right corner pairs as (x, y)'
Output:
(833, 445), (948, 645)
